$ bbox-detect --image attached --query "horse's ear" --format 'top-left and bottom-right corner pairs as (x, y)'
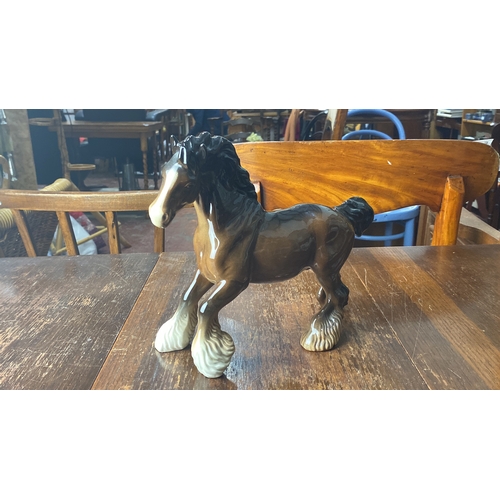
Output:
(199, 144), (207, 162)
(179, 146), (188, 167)
(170, 135), (179, 154)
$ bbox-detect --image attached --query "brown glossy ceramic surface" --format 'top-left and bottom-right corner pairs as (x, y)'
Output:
(149, 133), (374, 377)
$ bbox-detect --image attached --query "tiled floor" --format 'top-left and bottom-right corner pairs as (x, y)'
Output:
(82, 171), (197, 254)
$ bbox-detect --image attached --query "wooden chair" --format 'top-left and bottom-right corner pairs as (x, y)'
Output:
(341, 109), (420, 247)
(284, 109), (348, 142)
(28, 110), (96, 185)
(0, 189), (165, 256)
(223, 117), (257, 143)
(234, 139), (499, 246)
(464, 123), (500, 229)
(0, 178), (75, 257)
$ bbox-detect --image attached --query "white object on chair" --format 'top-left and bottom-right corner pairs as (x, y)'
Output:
(48, 215), (97, 256)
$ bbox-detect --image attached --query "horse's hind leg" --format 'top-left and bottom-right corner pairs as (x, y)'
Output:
(155, 270), (213, 352)
(191, 280), (247, 378)
(301, 272), (349, 352)
(317, 287), (327, 306)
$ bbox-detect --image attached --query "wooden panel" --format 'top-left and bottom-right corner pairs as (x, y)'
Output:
(56, 211), (79, 256)
(93, 252), (429, 390)
(432, 175), (465, 246)
(0, 254), (158, 389)
(55, 121), (163, 139)
(11, 209), (38, 257)
(0, 189), (159, 212)
(105, 211), (121, 254)
(347, 246), (500, 389)
(235, 140), (498, 215)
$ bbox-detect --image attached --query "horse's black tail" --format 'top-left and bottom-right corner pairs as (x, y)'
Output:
(335, 197), (374, 237)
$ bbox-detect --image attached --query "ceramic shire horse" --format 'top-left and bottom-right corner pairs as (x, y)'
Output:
(149, 132), (374, 378)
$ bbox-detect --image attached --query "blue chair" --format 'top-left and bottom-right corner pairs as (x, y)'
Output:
(343, 109), (420, 246)
(344, 109), (406, 140)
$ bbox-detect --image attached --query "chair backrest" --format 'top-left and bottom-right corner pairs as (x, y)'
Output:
(342, 109), (418, 246)
(285, 109), (348, 142)
(0, 178), (76, 257)
(234, 139), (499, 246)
(0, 188), (164, 256)
(344, 109), (406, 140)
(223, 117), (256, 143)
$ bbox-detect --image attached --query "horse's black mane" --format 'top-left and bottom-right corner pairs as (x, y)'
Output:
(181, 132), (257, 201)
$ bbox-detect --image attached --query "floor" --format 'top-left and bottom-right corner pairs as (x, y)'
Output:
(81, 170), (197, 254)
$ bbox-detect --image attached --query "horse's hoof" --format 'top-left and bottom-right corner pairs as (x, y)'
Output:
(301, 309), (343, 351)
(191, 325), (235, 378)
(154, 310), (196, 352)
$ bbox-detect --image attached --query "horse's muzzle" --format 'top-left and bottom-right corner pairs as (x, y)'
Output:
(149, 201), (174, 229)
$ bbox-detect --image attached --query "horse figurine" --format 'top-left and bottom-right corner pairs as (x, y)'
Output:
(149, 132), (374, 378)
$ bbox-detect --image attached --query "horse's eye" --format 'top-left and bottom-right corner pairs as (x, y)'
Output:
(184, 184), (192, 190)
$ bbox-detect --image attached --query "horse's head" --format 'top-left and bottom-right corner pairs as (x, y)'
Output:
(149, 132), (255, 228)
(148, 137), (201, 228)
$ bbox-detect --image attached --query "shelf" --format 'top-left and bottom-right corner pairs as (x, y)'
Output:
(462, 119), (495, 127)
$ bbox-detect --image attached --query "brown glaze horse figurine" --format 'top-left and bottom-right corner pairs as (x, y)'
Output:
(149, 132), (374, 378)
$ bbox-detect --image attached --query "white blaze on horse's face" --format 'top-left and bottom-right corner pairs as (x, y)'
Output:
(149, 149), (197, 228)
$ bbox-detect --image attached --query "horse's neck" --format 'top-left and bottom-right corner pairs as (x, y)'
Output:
(194, 182), (263, 233)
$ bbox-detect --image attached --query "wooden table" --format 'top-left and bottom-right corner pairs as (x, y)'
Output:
(2, 245), (499, 389)
(53, 120), (164, 190)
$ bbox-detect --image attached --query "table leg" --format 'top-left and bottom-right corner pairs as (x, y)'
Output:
(140, 134), (148, 190)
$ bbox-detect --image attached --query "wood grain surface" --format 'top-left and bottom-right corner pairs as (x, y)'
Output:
(93, 246), (500, 390)
(56, 121), (163, 139)
(0, 254), (158, 389)
(4, 247), (498, 390)
(0, 189), (160, 212)
(234, 140), (498, 214)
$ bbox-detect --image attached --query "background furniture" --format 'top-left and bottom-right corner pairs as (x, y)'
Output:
(2, 246), (499, 389)
(65, 110), (167, 189)
(300, 110), (328, 140)
(223, 117), (257, 143)
(0, 188), (165, 256)
(342, 109), (420, 246)
(0, 154), (10, 189)
(29, 110), (96, 188)
(457, 208), (500, 244)
(285, 109), (348, 141)
(0, 178), (75, 257)
(344, 109), (405, 140)
(29, 110), (167, 190)
(345, 109), (434, 139)
(460, 109), (498, 140)
(2, 110), (37, 189)
(234, 139), (499, 246)
(227, 110), (291, 141)
(464, 123), (500, 229)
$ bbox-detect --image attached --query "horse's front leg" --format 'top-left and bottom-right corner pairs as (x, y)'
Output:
(191, 279), (248, 378)
(155, 270), (213, 352)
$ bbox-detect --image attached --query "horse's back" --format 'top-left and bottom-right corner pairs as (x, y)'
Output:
(250, 203), (354, 283)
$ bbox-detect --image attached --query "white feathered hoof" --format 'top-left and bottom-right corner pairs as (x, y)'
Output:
(191, 323), (235, 378)
(154, 309), (196, 352)
(300, 309), (344, 352)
